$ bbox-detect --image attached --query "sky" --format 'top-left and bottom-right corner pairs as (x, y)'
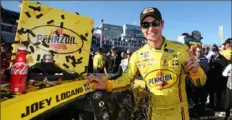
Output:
(2, 1), (231, 45)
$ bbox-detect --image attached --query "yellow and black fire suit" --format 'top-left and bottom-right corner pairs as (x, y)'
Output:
(221, 48), (232, 63)
(106, 37), (207, 120)
(93, 53), (104, 72)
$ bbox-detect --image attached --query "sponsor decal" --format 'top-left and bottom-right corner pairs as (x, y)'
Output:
(140, 51), (149, 58)
(56, 87), (83, 102)
(162, 59), (169, 66)
(137, 58), (155, 63)
(172, 60), (180, 66)
(143, 8), (155, 14)
(172, 54), (180, 58)
(21, 97), (52, 118)
(102, 111), (110, 120)
(93, 91), (103, 100)
(21, 86), (84, 118)
(167, 49), (175, 53)
(99, 101), (105, 108)
(29, 25), (83, 54)
(84, 84), (91, 92)
(146, 70), (178, 89)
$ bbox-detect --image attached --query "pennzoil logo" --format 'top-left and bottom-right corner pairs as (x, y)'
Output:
(143, 8), (154, 14)
(29, 25), (83, 54)
(36, 28), (76, 50)
(146, 70), (177, 89)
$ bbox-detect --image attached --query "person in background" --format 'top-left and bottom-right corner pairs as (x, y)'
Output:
(206, 47), (213, 60)
(207, 44), (227, 110)
(195, 47), (209, 74)
(220, 45), (226, 52)
(87, 49), (94, 73)
(221, 38), (232, 64)
(202, 46), (206, 56)
(105, 47), (121, 74)
(1, 42), (13, 82)
(222, 64), (232, 120)
(93, 48), (105, 73)
(118, 49), (132, 74)
(106, 51), (111, 58)
(120, 51), (126, 59)
(192, 47), (209, 113)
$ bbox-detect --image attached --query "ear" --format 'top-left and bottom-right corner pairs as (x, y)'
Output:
(161, 20), (164, 29)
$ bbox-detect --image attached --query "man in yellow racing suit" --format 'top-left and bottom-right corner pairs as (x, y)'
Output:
(87, 7), (207, 120)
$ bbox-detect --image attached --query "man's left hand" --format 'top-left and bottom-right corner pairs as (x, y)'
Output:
(186, 56), (198, 73)
(185, 46), (199, 73)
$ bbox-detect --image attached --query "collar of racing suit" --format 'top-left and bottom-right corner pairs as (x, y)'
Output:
(146, 36), (168, 51)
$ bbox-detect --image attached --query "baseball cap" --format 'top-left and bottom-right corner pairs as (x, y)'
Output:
(140, 7), (162, 23)
(222, 38), (232, 45)
(191, 30), (203, 40)
(181, 33), (191, 37)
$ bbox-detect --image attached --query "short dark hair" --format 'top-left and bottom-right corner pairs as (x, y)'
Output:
(222, 38), (232, 45)
(212, 44), (219, 51)
(181, 33), (191, 37)
(98, 48), (103, 52)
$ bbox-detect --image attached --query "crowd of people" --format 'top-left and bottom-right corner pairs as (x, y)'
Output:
(87, 47), (132, 76)
(185, 38), (232, 120)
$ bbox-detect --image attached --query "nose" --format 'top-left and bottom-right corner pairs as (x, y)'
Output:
(148, 25), (156, 32)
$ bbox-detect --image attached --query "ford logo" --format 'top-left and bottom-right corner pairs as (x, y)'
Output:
(93, 91), (103, 100)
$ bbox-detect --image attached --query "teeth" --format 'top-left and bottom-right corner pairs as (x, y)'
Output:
(149, 33), (156, 36)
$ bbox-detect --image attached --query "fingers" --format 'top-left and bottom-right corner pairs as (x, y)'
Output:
(185, 55), (198, 73)
(86, 75), (100, 90)
(86, 75), (100, 84)
(189, 45), (196, 56)
(185, 56), (196, 66)
(93, 85), (103, 90)
(187, 62), (198, 72)
(186, 57), (195, 67)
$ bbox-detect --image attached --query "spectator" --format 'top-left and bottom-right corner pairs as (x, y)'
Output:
(222, 64), (232, 120)
(196, 47), (209, 72)
(1, 43), (13, 82)
(87, 49), (94, 73)
(120, 51), (126, 59)
(221, 38), (232, 64)
(192, 47), (209, 113)
(105, 47), (121, 74)
(93, 48), (105, 73)
(207, 44), (227, 110)
(118, 49), (132, 74)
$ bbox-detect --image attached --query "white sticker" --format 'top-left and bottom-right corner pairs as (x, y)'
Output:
(99, 101), (105, 108)
(93, 91), (102, 99)
(14, 88), (19, 92)
(102, 111), (110, 120)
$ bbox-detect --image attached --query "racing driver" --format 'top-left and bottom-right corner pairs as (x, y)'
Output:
(87, 7), (207, 120)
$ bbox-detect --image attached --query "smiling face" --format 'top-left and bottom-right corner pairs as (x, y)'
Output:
(141, 16), (164, 43)
(195, 47), (202, 58)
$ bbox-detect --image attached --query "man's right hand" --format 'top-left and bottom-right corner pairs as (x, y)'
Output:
(86, 75), (107, 90)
